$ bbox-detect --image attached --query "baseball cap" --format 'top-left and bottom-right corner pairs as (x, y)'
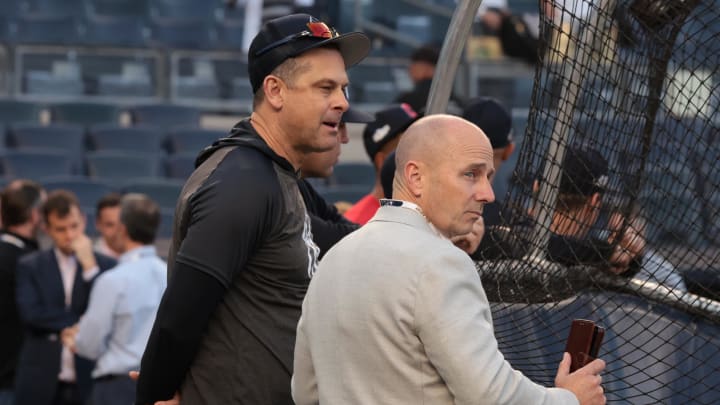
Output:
(410, 44), (440, 65)
(342, 107), (374, 124)
(248, 14), (371, 93)
(559, 146), (609, 196)
(363, 103), (419, 160)
(461, 97), (513, 149)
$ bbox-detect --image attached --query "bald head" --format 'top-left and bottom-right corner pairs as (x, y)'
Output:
(391, 114), (495, 238)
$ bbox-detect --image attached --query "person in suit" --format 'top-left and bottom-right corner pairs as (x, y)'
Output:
(292, 114), (606, 405)
(14, 190), (116, 405)
(0, 180), (45, 405)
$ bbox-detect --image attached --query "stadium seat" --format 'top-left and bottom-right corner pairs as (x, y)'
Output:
(513, 77), (534, 108)
(148, 0), (218, 21)
(329, 162), (375, 188)
(0, 100), (43, 126)
(25, 60), (84, 96)
(164, 153), (196, 180)
(1, 148), (74, 180)
(216, 18), (244, 50)
(85, 151), (162, 182)
(26, 0), (86, 18)
(164, 128), (225, 154)
(396, 15), (432, 44)
(49, 102), (121, 127)
(84, 15), (149, 48)
(97, 62), (154, 97)
(15, 14), (81, 45)
(156, 208), (175, 238)
(319, 185), (368, 205)
(150, 18), (217, 50)
(87, 0), (150, 19)
(0, 2), (26, 17)
(230, 77), (253, 101)
(87, 125), (166, 155)
(123, 178), (183, 210)
(641, 193), (703, 246)
(130, 104), (202, 128)
(42, 176), (116, 208)
(361, 81), (397, 104)
(7, 124), (85, 168)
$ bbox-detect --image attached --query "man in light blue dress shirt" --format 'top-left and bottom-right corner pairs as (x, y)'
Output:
(69, 193), (167, 405)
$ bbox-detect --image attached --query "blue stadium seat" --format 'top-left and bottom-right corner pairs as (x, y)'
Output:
(87, 0), (150, 19)
(164, 153), (196, 180)
(513, 77), (534, 108)
(42, 176), (116, 208)
(84, 15), (149, 48)
(85, 151), (162, 182)
(149, 0), (219, 21)
(164, 128), (225, 154)
(15, 14), (81, 45)
(130, 104), (202, 128)
(7, 124), (85, 168)
(216, 18), (244, 50)
(329, 162), (375, 188)
(319, 185), (368, 204)
(641, 192), (703, 246)
(1, 148), (74, 180)
(97, 62), (154, 97)
(157, 208), (175, 238)
(0, 100), (43, 126)
(0, 2), (28, 17)
(150, 18), (217, 49)
(25, 61), (84, 96)
(87, 125), (166, 155)
(26, 0), (86, 18)
(49, 102), (121, 126)
(123, 178), (183, 210)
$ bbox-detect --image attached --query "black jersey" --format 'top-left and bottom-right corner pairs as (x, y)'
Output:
(297, 178), (359, 258)
(164, 119), (320, 403)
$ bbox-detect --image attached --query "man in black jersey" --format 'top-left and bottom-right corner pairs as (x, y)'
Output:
(297, 107), (372, 257)
(135, 14), (370, 405)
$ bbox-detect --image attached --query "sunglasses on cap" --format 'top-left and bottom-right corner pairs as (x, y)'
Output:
(254, 21), (339, 57)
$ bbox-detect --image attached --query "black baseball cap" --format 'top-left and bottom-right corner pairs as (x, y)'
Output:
(363, 104), (419, 160)
(342, 107), (374, 124)
(461, 97), (513, 149)
(559, 146), (609, 196)
(248, 14), (371, 93)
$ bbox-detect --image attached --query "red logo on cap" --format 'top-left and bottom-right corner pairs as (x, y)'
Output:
(400, 103), (418, 118)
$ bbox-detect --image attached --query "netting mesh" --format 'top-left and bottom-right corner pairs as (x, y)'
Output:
(481, 0), (720, 402)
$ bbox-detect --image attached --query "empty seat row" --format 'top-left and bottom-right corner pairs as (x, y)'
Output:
(0, 100), (205, 128)
(0, 123), (226, 157)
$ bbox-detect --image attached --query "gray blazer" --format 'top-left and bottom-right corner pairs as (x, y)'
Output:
(293, 205), (578, 405)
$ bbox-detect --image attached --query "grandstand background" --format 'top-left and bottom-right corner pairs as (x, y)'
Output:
(0, 0), (535, 241)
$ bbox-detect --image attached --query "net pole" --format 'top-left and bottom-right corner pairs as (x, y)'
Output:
(425, 0), (484, 114)
(528, 0), (618, 259)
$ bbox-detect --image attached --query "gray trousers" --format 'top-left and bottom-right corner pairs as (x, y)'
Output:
(91, 376), (135, 405)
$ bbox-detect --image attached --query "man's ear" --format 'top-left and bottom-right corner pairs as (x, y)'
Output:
(262, 75), (285, 109)
(502, 142), (516, 161)
(404, 160), (424, 197)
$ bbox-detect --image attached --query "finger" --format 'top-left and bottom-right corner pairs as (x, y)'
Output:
(128, 371), (140, 381)
(579, 358), (606, 375)
(557, 352), (571, 377)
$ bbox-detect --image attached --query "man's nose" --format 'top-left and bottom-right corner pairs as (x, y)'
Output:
(475, 179), (495, 204)
(334, 88), (349, 112)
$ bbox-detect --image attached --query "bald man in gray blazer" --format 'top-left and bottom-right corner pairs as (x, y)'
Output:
(292, 115), (606, 405)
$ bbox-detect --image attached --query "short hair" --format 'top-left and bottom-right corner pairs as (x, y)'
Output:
(42, 190), (81, 222)
(410, 44), (440, 65)
(120, 193), (161, 244)
(0, 180), (44, 227)
(95, 192), (122, 220)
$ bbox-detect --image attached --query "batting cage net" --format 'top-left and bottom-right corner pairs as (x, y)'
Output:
(479, 0), (720, 403)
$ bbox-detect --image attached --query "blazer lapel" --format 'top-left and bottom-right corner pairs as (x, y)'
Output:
(43, 250), (67, 308)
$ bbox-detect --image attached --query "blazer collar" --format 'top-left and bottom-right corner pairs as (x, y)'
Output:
(370, 204), (444, 238)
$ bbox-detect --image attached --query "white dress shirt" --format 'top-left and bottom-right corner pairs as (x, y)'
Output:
(54, 249), (98, 383)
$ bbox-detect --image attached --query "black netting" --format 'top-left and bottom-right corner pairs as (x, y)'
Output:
(480, 0), (720, 403)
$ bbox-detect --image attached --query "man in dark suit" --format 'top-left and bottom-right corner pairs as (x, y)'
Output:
(0, 180), (45, 405)
(15, 190), (116, 405)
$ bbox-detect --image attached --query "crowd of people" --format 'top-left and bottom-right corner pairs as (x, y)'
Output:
(0, 7), (692, 405)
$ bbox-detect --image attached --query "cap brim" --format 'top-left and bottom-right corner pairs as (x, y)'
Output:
(342, 107), (374, 123)
(292, 31), (371, 69)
